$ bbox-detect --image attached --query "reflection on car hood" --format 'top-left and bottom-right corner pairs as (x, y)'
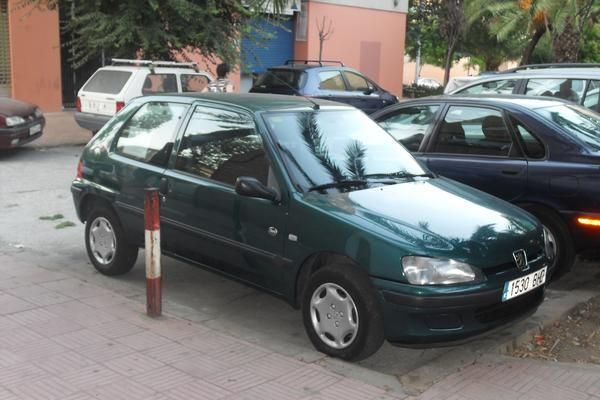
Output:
(303, 178), (543, 268)
(0, 98), (36, 117)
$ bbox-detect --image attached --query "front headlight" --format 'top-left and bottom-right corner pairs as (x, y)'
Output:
(34, 108), (43, 118)
(6, 116), (26, 127)
(402, 256), (485, 285)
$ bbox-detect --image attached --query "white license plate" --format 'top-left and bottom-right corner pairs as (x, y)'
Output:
(29, 124), (41, 136)
(502, 267), (547, 302)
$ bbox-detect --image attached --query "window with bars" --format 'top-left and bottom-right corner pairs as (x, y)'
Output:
(0, 0), (10, 97)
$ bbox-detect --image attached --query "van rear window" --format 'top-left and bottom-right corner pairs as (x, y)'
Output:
(82, 70), (132, 94)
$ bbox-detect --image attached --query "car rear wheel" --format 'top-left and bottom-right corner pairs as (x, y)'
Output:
(529, 207), (575, 279)
(302, 263), (384, 361)
(85, 205), (138, 276)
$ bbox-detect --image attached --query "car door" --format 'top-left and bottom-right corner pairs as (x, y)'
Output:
(111, 101), (190, 246)
(160, 104), (289, 293)
(342, 71), (384, 113)
(424, 105), (528, 202)
(314, 70), (351, 105)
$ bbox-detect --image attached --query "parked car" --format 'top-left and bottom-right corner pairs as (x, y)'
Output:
(72, 93), (551, 360)
(74, 59), (213, 134)
(417, 77), (442, 89)
(0, 98), (45, 149)
(446, 63), (600, 112)
(372, 94), (600, 278)
(249, 60), (398, 114)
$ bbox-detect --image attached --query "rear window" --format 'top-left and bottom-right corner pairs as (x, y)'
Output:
(82, 70), (132, 94)
(536, 104), (600, 152)
(254, 69), (306, 90)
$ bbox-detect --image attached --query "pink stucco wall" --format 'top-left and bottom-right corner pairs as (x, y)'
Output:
(8, 1), (62, 111)
(295, 2), (406, 96)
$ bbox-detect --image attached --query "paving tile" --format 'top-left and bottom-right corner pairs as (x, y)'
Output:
(132, 365), (196, 392)
(94, 319), (146, 340)
(0, 349), (24, 368)
(103, 353), (165, 377)
(15, 270), (69, 285)
(6, 308), (58, 326)
(0, 326), (44, 348)
(166, 379), (232, 400)
(85, 378), (157, 400)
(171, 353), (230, 378)
(80, 293), (133, 309)
(0, 388), (19, 400)
(34, 351), (97, 374)
(52, 329), (108, 350)
(11, 376), (78, 400)
(44, 300), (118, 327)
(0, 362), (51, 388)
(148, 318), (209, 340)
(0, 293), (35, 314)
(6, 284), (73, 306)
(144, 342), (200, 365)
(60, 365), (122, 390)
(275, 365), (341, 393)
(204, 366), (269, 392)
(179, 331), (242, 354)
(460, 381), (519, 400)
(115, 331), (173, 351)
(75, 340), (136, 363)
(0, 315), (21, 331)
(222, 381), (307, 400)
(523, 383), (591, 400)
(12, 338), (69, 361)
(205, 342), (270, 367)
(240, 352), (305, 379)
(40, 278), (113, 299)
(0, 277), (33, 290)
(27, 317), (85, 337)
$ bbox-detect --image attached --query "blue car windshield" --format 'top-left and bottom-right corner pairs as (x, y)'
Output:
(263, 109), (427, 192)
(535, 104), (600, 152)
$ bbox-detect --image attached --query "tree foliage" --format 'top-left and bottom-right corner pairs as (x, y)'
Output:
(21, 0), (288, 67)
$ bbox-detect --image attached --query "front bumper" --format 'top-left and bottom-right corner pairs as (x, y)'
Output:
(74, 112), (111, 133)
(0, 118), (45, 148)
(374, 273), (545, 346)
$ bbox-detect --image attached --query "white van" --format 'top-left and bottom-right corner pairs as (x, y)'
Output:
(75, 59), (214, 134)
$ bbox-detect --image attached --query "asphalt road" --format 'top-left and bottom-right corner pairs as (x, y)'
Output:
(1, 144), (599, 391)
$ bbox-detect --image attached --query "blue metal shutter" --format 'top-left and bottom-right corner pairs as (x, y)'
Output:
(241, 18), (294, 74)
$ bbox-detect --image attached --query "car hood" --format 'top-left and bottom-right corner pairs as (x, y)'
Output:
(302, 177), (543, 269)
(0, 98), (36, 117)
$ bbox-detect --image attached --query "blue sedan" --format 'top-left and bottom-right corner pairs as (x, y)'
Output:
(372, 95), (600, 277)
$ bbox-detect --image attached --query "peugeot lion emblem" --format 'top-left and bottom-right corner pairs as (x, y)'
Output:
(512, 249), (529, 271)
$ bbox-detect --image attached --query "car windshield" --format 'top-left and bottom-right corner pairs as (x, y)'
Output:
(263, 110), (427, 192)
(535, 104), (600, 152)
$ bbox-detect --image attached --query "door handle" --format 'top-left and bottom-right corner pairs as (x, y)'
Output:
(501, 169), (520, 176)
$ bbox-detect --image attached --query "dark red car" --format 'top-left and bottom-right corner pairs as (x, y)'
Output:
(0, 98), (45, 148)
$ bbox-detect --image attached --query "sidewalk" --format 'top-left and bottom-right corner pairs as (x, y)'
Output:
(1, 253), (599, 400)
(0, 253), (402, 400)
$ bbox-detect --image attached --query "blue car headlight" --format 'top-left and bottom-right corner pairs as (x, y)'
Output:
(401, 256), (486, 285)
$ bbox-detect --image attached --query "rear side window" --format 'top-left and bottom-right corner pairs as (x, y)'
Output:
(526, 78), (585, 103)
(511, 118), (545, 159)
(254, 69), (306, 90)
(115, 102), (188, 166)
(583, 80), (600, 112)
(459, 79), (517, 95)
(318, 71), (346, 91)
(82, 70), (132, 94)
(142, 74), (178, 94)
(377, 105), (439, 151)
(181, 74), (210, 93)
(343, 71), (370, 92)
(432, 106), (514, 157)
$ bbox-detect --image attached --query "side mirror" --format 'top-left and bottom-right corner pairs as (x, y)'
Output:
(235, 176), (279, 202)
(364, 87), (375, 95)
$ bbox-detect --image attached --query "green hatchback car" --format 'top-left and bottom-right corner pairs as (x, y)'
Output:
(71, 93), (552, 360)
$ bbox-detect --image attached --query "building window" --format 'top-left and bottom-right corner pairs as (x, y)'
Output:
(0, 0), (11, 97)
(295, 0), (308, 41)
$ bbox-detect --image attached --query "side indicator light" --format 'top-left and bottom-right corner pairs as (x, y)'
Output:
(577, 217), (600, 227)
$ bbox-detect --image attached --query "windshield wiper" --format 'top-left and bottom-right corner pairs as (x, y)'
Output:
(363, 171), (435, 180)
(308, 179), (368, 192)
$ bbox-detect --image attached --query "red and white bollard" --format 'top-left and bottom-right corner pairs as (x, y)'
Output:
(144, 188), (162, 317)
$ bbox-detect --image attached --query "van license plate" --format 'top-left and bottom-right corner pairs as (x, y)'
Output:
(29, 125), (41, 136)
(502, 267), (547, 302)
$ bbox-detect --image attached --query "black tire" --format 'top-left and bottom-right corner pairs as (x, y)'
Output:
(301, 263), (384, 361)
(85, 205), (138, 276)
(528, 207), (575, 279)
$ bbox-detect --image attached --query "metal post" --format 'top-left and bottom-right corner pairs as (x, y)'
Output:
(144, 188), (161, 317)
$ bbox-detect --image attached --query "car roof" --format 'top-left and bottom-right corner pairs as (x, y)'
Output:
(401, 94), (570, 110)
(96, 66), (211, 74)
(147, 93), (354, 112)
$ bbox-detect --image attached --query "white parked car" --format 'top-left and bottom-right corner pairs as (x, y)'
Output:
(75, 59), (214, 134)
(416, 77), (442, 89)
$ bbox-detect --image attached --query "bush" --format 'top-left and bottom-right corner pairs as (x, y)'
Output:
(402, 83), (444, 98)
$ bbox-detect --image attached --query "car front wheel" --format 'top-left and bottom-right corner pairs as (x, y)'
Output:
(302, 263), (384, 361)
(530, 207), (575, 279)
(85, 205), (138, 276)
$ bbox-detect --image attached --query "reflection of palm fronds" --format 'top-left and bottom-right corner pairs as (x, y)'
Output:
(344, 141), (366, 180)
(298, 113), (346, 182)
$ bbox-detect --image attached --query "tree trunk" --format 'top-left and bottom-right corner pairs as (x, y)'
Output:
(443, 40), (457, 87)
(520, 25), (546, 66)
(553, 20), (580, 63)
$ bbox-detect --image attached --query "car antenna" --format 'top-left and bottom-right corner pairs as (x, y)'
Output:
(260, 70), (320, 111)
